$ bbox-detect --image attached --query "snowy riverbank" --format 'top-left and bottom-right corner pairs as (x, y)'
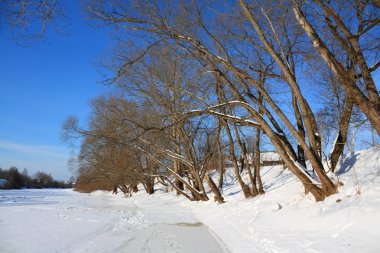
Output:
(1, 147), (380, 252)
(0, 189), (228, 253)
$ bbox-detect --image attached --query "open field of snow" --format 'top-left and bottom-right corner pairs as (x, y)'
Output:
(1, 147), (380, 253)
(0, 189), (228, 253)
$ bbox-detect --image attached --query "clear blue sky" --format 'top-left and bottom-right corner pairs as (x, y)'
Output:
(0, 2), (113, 180)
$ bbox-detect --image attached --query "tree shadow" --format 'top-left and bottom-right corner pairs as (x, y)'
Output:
(264, 172), (295, 192)
(227, 189), (242, 196)
(222, 172), (237, 189)
(336, 153), (359, 175)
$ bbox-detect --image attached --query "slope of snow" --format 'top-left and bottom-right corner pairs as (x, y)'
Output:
(1, 147), (379, 252)
(133, 147), (380, 252)
(186, 147), (380, 252)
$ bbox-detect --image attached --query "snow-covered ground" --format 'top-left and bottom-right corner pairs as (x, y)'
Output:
(1, 147), (380, 252)
(0, 189), (228, 252)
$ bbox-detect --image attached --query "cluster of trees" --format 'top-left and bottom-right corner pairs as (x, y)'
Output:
(63, 0), (378, 202)
(0, 167), (73, 189)
(3, 1), (379, 201)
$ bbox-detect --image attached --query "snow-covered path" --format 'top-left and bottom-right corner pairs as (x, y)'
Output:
(0, 189), (229, 253)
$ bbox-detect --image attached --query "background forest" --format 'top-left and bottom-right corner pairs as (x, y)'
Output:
(0, 167), (73, 189)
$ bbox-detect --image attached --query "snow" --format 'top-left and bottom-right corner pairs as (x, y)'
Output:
(0, 190), (228, 253)
(1, 147), (380, 252)
(216, 55), (227, 62)
(197, 147), (380, 252)
(259, 151), (282, 162)
(330, 135), (339, 156)
(246, 151), (282, 164)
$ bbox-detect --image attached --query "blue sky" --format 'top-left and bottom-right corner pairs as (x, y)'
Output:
(0, 2), (113, 180)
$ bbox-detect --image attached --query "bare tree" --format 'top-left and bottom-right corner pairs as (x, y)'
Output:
(81, 0), (379, 201)
(63, 95), (159, 195)
(291, 0), (380, 134)
(1, 0), (67, 44)
(82, 0), (337, 201)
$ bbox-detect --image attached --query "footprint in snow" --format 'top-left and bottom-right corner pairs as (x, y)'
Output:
(272, 203), (282, 211)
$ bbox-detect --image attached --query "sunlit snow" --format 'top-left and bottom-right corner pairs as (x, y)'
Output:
(1, 147), (380, 252)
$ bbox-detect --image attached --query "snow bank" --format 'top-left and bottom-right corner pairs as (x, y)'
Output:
(185, 147), (380, 252)
(131, 147), (380, 252)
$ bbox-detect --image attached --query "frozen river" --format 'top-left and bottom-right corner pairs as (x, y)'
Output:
(0, 189), (229, 253)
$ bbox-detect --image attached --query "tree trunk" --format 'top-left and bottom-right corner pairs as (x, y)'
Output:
(205, 174), (225, 204)
(272, 137), (328, 201)
(254, 128), (265, 194)
(329, 95), (354, 172)
(218, 166), (224, 190)
(225, 122), (253, 198)
(143, 181), (155, 194)
(173, 163), (184, 192)
(292, 95), (307, 168)
(216, 128), (225, 189)
(248, 107), (336, 201)
(232, 123), (258, 196)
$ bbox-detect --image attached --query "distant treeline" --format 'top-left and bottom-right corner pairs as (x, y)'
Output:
(0, 167), (73, 189)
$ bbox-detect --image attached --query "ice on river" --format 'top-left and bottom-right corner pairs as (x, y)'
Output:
(0, 189), (229, 253)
